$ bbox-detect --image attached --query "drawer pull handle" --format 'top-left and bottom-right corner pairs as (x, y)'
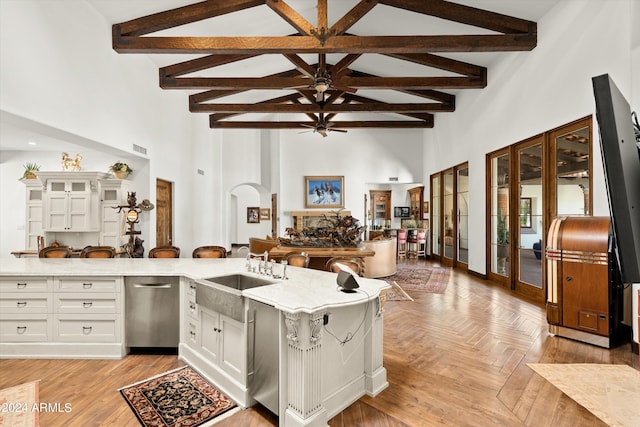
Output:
(17, 283), (27, 289)
(83, 283), (93, 289)
(83, 302), (93, 308)
(82, 326), (92, 334)
(17, 326), (27, 334)
(16, 301), (27, 307)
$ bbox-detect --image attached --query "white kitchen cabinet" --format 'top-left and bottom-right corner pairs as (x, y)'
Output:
(0, 276), (53, 343)
(37, 171), (109, 233)
(0, 275), (124, 357)
(21, 178), (43, 250)
(199, 306), (245, 382)
(99, 179), (129, 248)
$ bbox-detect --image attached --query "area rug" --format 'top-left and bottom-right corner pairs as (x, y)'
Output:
(383, 264), (451, 300)
(120, 366), (236, 427)
(0, 380), (39, 427)
(528, 363), (640, 427)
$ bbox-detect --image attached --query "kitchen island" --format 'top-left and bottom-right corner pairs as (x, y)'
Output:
(0, 258), (389, 427)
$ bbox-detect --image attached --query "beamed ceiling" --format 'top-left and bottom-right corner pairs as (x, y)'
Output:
(112, 0), (538, 137)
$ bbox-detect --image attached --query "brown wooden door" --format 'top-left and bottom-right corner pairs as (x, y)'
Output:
(271, 193), (277, 238)
(156, 179), (173, 247)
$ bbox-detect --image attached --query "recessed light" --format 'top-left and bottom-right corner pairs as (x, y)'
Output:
(28, 141), (37, 146)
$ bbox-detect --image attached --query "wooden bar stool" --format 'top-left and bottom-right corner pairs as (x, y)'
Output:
(192, 246), (227, 258)
(396, 229), (408, 258)
(149, 246), (180, 258)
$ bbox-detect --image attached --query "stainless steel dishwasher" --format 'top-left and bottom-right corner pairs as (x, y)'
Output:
(125, 276), (179, 348)
(248, 299), (279, 415)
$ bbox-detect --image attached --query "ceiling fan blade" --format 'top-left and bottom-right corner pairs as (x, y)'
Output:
(329, 129), (348, 133)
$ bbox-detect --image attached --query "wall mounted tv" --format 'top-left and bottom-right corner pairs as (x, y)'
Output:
(592, 74), (640, 283)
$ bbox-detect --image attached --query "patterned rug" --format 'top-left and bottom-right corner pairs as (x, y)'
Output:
(383, 264), (451, 301)
(0, 380), (39, 427)
(528, 363), (640, 427)
(120, 366), (236, 427)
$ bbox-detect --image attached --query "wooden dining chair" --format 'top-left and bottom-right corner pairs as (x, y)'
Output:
(192, 246), (227, 258)
(80, 246), (116, 258)
(148, 246), (181, 258)
(39, 246), (71, 258)
(325, 257), (363, 275)
(284, 251), (310, 268)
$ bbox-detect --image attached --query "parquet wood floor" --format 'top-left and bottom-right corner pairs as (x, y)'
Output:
(0, 259), (637, 426)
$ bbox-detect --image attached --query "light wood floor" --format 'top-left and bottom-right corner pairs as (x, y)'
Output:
(1, 259), (637, 426)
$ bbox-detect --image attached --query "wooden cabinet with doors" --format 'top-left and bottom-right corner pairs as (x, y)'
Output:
(408, 186), (424, 221)
(369, 190), (391, 231)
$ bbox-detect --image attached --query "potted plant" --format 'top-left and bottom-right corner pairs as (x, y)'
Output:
(496, 208), (509, 273)
(109, 162), (132, 179)
(21, 162), (40, 179)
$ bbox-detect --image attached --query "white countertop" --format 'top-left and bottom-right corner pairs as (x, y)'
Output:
(0, 258), (389, 314)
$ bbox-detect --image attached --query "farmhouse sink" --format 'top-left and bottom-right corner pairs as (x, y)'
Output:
(196, 274), (275, 322)
(203, 273), (275, 291)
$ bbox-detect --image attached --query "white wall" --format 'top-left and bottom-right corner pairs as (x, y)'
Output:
(424, 0), (636, 274)
(0, 0), (215, 257)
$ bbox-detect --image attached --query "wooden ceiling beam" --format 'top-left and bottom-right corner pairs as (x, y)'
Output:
(384, 52), (485, 77)
(379, 0), (535, 34)
(114, 34), (536, 54)
(191, 101), (450, 113)
(209, 119), (433, 129)
(265, 0), (314, 35)
(282, 54), (316, 78)
(342, 93), (454, 112)
(114, 0), (265, 37)
(206, 93), (303, 120)
(163, 75), (484, 90)
(161, 53), (259, 78)
(331, 0), (379, 36)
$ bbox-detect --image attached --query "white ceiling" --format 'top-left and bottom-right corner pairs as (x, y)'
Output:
(1, 0), (560, 152)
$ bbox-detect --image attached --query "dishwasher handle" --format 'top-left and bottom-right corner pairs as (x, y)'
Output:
(132, 283), (173, 289)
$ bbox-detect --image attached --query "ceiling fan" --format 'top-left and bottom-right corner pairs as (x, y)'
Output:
(301, 114), (347, 138)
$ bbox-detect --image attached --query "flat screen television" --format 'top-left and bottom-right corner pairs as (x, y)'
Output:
(592, 74), (640, 283)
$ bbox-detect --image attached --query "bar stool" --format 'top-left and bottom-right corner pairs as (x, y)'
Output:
(80, 246), (116, 258)
(192, 246), (227, 258)
(285, 251), (310, 268)
(325, 257), (363, 275)
(396, 229), (408, 258)
(39, 246), (71, 258)
(407, 229), (419, 258)
(149, 246), (180, 258)
(416, 229), (427, 258)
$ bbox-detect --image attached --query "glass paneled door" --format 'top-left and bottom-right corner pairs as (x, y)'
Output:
(457, 165), (469, 267)
(430, 175), (441, 257)
(515, 137), (544, 300)
(489, 150), (510, 283)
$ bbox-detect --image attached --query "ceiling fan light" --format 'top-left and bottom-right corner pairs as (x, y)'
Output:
(314, 80), (329, 93)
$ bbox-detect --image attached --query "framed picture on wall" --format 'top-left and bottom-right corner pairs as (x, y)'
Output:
(247, 207), (260, 223)
(304, 176), (344, 208)
(260, 208), (270, 220)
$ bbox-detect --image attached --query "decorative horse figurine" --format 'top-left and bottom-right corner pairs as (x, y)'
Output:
(61, 152), (82, 171)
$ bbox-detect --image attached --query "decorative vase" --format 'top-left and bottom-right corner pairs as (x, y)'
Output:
(24, 172), (37, 179)
(114, 170), (129, 179)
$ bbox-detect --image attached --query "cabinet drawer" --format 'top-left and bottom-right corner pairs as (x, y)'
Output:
(54, 314), (119, 342)
(186, 298), (198, 321)
(0, 277), (51, 292)
(0, 314), (51, 342)
(0, 293), (52, 314)
(185, 319), (199, 347)
(54, 293), (120, 314)
(56, 277), (121, 292)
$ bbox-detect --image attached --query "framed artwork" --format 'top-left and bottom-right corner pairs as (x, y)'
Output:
(394, 206), (410, 218)
(247, 207), (260, 223)
(260, 208), (270, 220)
(519, 197), (532, 228)
(304, 176), (344, 208)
